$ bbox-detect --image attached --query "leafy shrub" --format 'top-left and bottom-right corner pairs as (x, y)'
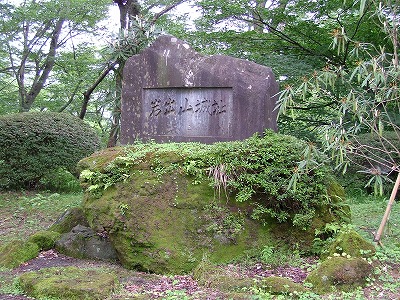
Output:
(38, 168), (82, 193)
(0, 112), (100, 190)
(80, 130), (345, 229)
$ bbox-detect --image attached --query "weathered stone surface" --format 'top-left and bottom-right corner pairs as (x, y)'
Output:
(55, 225), (118, 262)
(121, 35), (278, 143)
(306, 257), (373, 294)
(49, 207), (89, 234)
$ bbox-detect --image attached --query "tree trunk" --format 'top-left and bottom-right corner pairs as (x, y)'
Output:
(18, 19), (64, 112)
(107, 0), (140, 147)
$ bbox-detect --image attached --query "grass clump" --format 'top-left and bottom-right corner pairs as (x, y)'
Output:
(260, 276), (308, 295)
(192, 255), (253, 292)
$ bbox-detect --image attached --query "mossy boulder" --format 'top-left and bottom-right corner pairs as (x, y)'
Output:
(78, 133), (350, 274)
(18, 266), (118, 300)
(0, 240), (40, 269)
(49, 207), (89, 234)
(305, 257), (373, 294)
(260, 276), (308, 295)
(55, 225), (118, 261)
(28, 230), (61, 251)
(322, 229), (376, 260)
(82, 171), (270, 273)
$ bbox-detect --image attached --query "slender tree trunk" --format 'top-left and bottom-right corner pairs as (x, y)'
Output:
(374, 172), (400, 244)
(107, 0), (140, 147)
(107, 62), (123, 147)
(79, 61), (117, 119)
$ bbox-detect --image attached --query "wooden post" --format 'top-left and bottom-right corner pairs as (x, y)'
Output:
(374, 171), (400, 244)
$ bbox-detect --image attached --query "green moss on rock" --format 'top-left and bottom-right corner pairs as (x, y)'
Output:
(260, 276), (308, 295)
(0, 240), (40, 269)
(305, 257), (373, 294)
(322, 229), (376, 260)
(78, 134), (349, 274)
(18, 266), (118, 300)
(28, 231), (61, 251)
(49, 207), (89, 234)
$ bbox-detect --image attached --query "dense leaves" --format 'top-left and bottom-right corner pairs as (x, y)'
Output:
(276, 0), (400, 194)
(0, 112), (100, 190)
(80, 130), (344, 229)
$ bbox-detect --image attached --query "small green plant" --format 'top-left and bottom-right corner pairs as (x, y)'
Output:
(203, 203), (245, 241)
(161, 289), (190, 300)
(118, 203), (130, 216)
(259, 245), (302, 268)
(0, 277), (24, 296)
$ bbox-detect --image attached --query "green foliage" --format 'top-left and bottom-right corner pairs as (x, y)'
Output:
(258, 276), (308, 296)
(276, 0), (400, 195)
(192, 254), (254, 292)
(0, 0), (111, 113)
(80, 131), (343, 229)
(260, 245), (302, 268)
(203, 203), (245, 242)
(39, 168), (82, 193)
(0, 112), (100, 190)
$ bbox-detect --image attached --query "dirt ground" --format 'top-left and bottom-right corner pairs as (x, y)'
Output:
(1, 249), (400, 299)
(0, 249), (314, 300)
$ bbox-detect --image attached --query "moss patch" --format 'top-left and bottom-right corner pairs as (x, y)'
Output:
(0, 240), (40, 269)
(305, 257), (373, 294)
(78, 134), (349, 274)
(18, 266), (118, 300)
(49, 207), (89, 234)
(28, 230), (61, 251)
(322, 229), (376, 260)
(260, 276), (308, 295)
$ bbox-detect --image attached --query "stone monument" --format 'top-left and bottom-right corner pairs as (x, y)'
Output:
(121, 35), (279, 144)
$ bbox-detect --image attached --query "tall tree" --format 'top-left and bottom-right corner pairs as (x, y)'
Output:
(0, 0), (110, 113)
(277, 0), (399, 195)
(175, 0), (391, 140)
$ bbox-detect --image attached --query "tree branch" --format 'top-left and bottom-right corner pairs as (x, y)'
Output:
(79, 61), (118, 119)
(150, 0), (188, 25)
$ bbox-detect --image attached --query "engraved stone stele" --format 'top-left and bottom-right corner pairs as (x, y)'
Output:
(121, 35), (279, 144)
